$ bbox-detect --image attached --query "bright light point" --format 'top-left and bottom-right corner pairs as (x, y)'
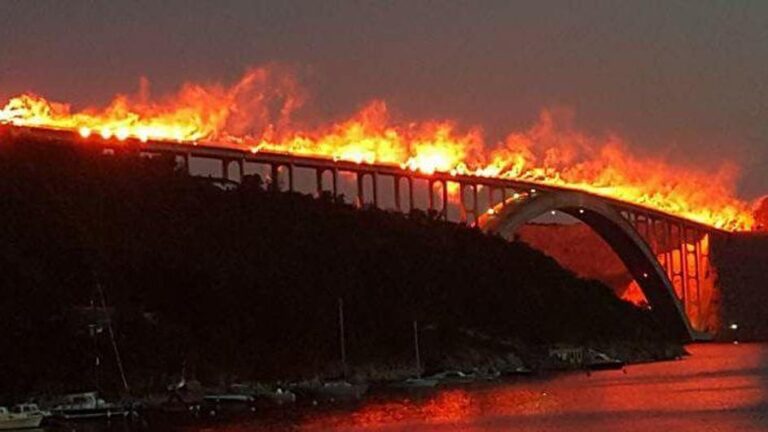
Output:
(530, 188), (537, 194)
(78, 127), (91, 138)
(250, 147), (259, 154)
(449, 169), (457, 176)
(730, 323), (739, 330)
(116, 128), (129, 141)
(137, 129), (149, 142)
(579, 209), (585, 214)
(642, 272), (648, 278)
(512, 193), (520, 199)
(487, 208), (496, 215)
(550, 210), (556, 215)
(100, 128), (112, 139)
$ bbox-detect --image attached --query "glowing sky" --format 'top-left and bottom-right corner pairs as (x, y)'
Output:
(0, 1), (765, 198)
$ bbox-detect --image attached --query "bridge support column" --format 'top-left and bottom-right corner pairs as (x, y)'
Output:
(177, 153), (191, 175)
(441, 180), (448, 220)
(459, 183), (479, 224)
(428, 180), (435, 211)
(408, 177), (414, 212)
(221, 159), (229, 181)
(316, 169), (324, 197)
(678, 224), (689, 318)
(458, 183), (467, 223)
(372, 172), (379, 208)
(287, 164), (294, 192)
(270, 164), (279, 192)
(356, 173), (364, 208)
(332, 169), (338, 197)
(394, 176), (401, 211)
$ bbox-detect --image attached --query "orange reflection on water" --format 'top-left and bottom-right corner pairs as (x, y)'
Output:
(296, 345), (768, 431)
(300, 387), (560, 431)
(168, 345), (768, 432)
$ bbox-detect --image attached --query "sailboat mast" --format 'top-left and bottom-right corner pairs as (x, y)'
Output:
(413, 320), (421, 379)
(97, 283), (130, 393)
(338, 298), (348, 378)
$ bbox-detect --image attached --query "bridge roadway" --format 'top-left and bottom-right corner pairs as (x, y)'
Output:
(1, 125), (727, 341)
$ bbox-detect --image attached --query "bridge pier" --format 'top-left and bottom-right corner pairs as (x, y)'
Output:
(177, 152), (190, 175)
(221, 158), (229, 181)
(394, 176), (402, 211)
(269, 164), (294, 192)
(427, 179), (449, 219)
(459, 183), (480, 224)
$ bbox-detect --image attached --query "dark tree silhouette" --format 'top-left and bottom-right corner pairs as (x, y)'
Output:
(0, 138), (672, 398)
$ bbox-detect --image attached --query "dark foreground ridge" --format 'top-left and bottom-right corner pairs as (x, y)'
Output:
(0, 139), (678, 399)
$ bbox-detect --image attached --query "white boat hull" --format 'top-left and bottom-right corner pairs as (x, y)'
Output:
(0, 414), (43, 430)
(53, 408), (131, 420)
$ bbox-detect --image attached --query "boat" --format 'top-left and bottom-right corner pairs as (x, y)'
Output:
(427, 370), (477, 385)
(228, 383), (296, 405)
(584, 349), (625, 371)
(295, 299), (368, 402)
(505, 365), (533, 376)
(390, 377), (439, 389)
(49, 392), (135, 420)
(200, 391), (256, 417)
(0, 404), (45, 430)
(390, 321), (441, 389)
(292, 380), (368, 401)
(202, 393), (255, 404)
(316, 381), (369, 400)
(546, 346), (624, 371)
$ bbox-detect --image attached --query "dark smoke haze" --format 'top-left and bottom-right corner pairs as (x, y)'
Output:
(0, 1), (765, 198)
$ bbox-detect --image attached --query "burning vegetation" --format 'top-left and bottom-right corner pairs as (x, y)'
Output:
(0, 66), (760, 231)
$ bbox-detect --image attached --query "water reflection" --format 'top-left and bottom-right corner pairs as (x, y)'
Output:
(47, 344), (768, 431)
(301, 344), (768, 431)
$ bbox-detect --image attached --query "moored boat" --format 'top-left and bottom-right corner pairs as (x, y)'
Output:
(584, 349), (625, 371)
(49, 392), (135, 420)
(427, 370), (477, 385)
(291, 380), (369, 402)
(228, 383), (296, 405)
(390, 377), (439, 389)
(0, 404), (45, 430)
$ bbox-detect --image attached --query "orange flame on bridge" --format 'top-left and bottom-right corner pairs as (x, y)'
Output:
(0, 66), (758, 231)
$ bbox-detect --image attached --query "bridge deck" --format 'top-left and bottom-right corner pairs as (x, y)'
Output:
(0, 124), (725, 234)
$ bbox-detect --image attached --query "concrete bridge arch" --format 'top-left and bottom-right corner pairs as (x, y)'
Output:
(478, 190), (698, 341)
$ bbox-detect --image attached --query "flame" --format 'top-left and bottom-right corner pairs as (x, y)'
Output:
(0, 67), (759, 231)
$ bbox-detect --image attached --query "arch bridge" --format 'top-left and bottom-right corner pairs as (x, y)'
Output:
(3, 125), (724, 341)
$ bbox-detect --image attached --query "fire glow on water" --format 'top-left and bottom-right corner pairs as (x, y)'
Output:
(0, 66), (759, 231)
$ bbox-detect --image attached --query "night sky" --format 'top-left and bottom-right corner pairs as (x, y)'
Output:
(0, 1), (765, 198)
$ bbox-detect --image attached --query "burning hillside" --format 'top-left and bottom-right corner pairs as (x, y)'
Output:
(0, 66), (760, 231)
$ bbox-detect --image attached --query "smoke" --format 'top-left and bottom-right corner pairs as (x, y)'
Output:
(755, 196), (768, 230)
(222, 64), (307, 139)
(0, 64), (760, 230)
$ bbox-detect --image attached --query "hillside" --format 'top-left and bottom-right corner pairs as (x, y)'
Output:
(0, 139), (674, 397)
(713, 233), (768, 340)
